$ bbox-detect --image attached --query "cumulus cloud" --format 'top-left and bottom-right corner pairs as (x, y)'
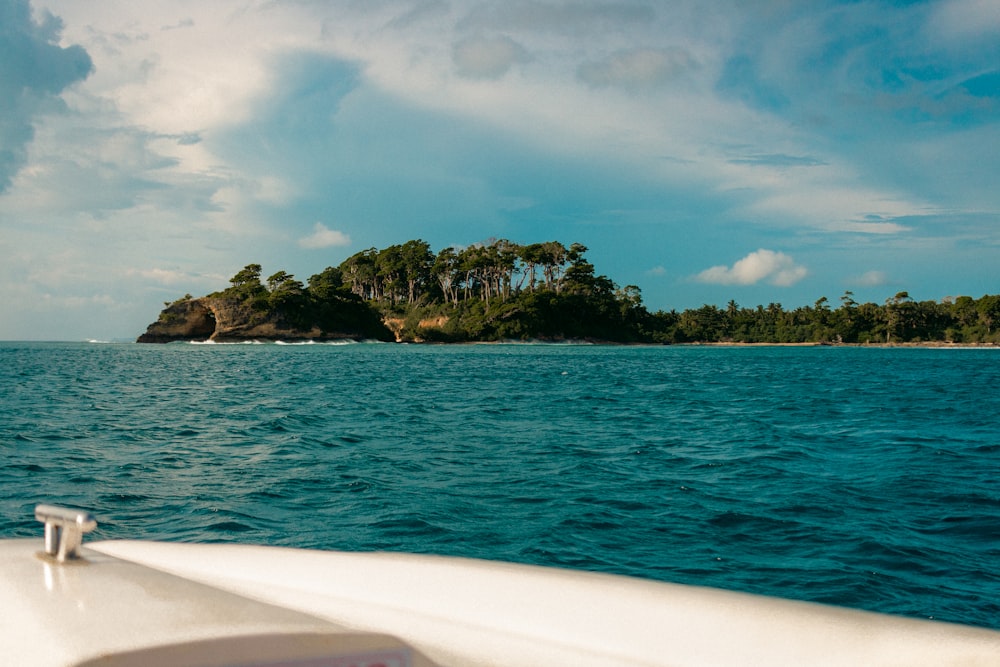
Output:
(453, 35), (531, 79)
(852, 270), (888, 287)
(0, 0), (92, 192)
(298, 222), (351, 249)
(578, 47), (696, 90)
(695, 249), (808, 286)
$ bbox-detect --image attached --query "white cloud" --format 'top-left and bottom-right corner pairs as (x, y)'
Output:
(385, 1), (450, 30)
(646, 265), (667, 276)
(132, 268), (189, 285)
(33, 0), (934, 243)
(41, 1), (294, 136)
(930, 0), (1000, 41)
(578, 47), (697, 90)
(127, 267), (223, 287)
(1, 0), (995, 340)
(695, 249), (808, 286)
(298, 222), (351, 249)
(853, 270), (889, 287)
(33, 0), (989, 241)
(452, 35), (531, 79)
(731, 163), (931, 234)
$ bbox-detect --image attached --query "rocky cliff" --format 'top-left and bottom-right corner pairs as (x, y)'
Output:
(136, 298), (217, 343)
(136, 296), (393, 343)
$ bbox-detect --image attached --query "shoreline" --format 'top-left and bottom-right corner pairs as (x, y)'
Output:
(689, 341), (999, 348)
(118, 338), (1000, 348)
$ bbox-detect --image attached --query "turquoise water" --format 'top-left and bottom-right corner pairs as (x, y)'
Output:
(1, 341), (998, 629)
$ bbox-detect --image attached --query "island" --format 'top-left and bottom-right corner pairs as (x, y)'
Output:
(138, 239), (1000, 345)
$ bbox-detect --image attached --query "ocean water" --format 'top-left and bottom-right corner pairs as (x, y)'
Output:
(1, 341), (998, 629)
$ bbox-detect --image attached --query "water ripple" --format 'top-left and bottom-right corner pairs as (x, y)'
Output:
(1, 342), (998, 629)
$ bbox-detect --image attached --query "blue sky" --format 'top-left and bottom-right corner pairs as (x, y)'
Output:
(1, 0), (998, 340)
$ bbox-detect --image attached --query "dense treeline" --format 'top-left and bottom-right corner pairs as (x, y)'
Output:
(208, 262), (391, 340)
(205, 238), (999, 344)
(665, 292), (1000, 344)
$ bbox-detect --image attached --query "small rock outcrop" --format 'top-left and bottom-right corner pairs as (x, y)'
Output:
(136, 296), (394, 343)
(383, 315), (452, 342)
(136, 298), (217, 343)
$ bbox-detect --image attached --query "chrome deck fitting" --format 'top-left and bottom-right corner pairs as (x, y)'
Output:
(35, 504), (97, 562)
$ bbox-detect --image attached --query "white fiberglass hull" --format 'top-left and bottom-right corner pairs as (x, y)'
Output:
(5, 537), (999, 667)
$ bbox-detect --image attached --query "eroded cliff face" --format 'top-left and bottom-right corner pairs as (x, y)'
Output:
(382, 315), (452, 342)
(137, 297), (356, 343)
(197, 297), (308, 342)
(136, 298), (217, 343)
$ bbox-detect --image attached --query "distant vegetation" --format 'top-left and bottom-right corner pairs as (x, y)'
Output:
(206, 238), (999, 344)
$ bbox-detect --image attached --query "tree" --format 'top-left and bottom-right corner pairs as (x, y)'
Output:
(885, 291), (913, 342)
(832, 291), (859, 342)
(340, 249), (378, 300)
(617, 285), (649, 333)
(266, 271), (293, 292)
(562, 245), (597, 294)
(456, 245), (482, 303)
(399, 239), (434, 304)
(679, 305), (725, 342)
(225, 264), (267, 304)
(492, 238), (521, 301)
(855, 301), (883, 343)
(376, 245), (405, 304)
(175, 240), (1000, 344)
(539, 241), (568, 291)
(266, 271), (305, 312)
(432, 247), (462, 305)
(230, 264), (263, 289)
(951, 296), (977, 327)
(977, 294), (1000, 335)
(307, 267), (345, 301)
(519, 243), (545, 292)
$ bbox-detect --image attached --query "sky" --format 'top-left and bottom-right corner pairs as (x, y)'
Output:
(1, 0), (998, 340)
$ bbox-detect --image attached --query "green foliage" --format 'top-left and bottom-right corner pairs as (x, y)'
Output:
(331, 238), (654, 342)
(182, 247), (998, 345)
(639, 292), (1000, 345)
(203, 263), (392, 339)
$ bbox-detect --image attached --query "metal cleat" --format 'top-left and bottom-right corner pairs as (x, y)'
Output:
(35, 504), (97, 562)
